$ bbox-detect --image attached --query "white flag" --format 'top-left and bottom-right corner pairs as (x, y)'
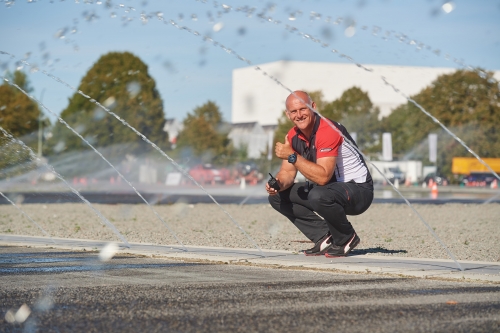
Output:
(429, 133), (437, 163)
(382, 133), (392, 161)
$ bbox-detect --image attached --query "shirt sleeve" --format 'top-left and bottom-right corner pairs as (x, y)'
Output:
(315, 123), (342, 159)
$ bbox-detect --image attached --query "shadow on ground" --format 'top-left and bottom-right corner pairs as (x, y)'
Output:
(354, 247), (408, 255)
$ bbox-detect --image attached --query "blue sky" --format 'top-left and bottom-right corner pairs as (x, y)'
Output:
(1, 0), (499, 123)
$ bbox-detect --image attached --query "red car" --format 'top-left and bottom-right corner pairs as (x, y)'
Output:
(188, 164), (230, 185)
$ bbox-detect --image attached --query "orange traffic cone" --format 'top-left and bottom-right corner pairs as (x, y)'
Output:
(491, 179), (498, 189)
(431, 183), (438, 199)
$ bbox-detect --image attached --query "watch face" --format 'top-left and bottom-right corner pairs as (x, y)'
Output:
(288, 153), (297, 164)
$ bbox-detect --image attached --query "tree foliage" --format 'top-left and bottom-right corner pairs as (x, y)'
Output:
(381, 69), (500, 175)
(0, 70), (40, 139)
(323, 87), (381, 153)
(176, 101), (234, 165)
(0, 71), (43, 176)
(47, 51), (167, 155)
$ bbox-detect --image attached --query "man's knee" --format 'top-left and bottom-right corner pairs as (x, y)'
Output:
(307, 186), (328, 207)
(308, 186), (333, 210)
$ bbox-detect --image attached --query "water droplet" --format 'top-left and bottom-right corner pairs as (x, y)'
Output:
(103, 96), (116, 107)
(93, 108), (106, 120)
(126, 81), (141, 98)
(54, 27), (68, 39)
(191, 14), (197, 21)
(119, 3), (124, 7)
(442, 2), (454, 13)
(288, 15), (296, 21)
(110, 12), (116, 18)
(213, 22), (224, 32)
(237, 26), (246, 36)
(34, 296), (54, 312)
(344, 26), (356, 38)
(75, 125), (86, 134)
(30, 66), (39, 73)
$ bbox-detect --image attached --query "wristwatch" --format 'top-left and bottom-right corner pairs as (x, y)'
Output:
(287, 152), (297, 164)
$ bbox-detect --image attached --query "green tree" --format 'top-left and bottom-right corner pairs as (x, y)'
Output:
(0, 70), (41, 139)
(0, 70), (42, 176)
(48, 51), (167, 154)
(324, 87), (381, 153)
(382, 69), (500, 176)
(176, 101), (234, 165)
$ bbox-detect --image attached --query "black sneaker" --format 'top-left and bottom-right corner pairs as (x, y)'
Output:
(302, 233), (332, 256)
(324, 233), (360, 258)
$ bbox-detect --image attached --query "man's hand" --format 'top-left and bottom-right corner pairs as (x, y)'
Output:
(265, 177), (282, 196)
(275, 139), (294, 160)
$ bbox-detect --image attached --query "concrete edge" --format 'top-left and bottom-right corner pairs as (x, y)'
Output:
(2, 236), (499, 284)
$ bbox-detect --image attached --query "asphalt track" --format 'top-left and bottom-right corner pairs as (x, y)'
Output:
(1, 239), (500, 332)
(1, 188), (499, 205)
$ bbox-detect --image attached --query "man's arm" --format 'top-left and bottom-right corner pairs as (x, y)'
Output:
(265, 159), (297, 195)
(274, 139), (336, 186)
(292, 155), (336, 185)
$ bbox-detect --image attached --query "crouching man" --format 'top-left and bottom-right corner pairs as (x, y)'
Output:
(266, 91), (374, 257)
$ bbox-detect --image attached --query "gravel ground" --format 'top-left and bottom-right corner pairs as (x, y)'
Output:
(1, 203), (499, 262)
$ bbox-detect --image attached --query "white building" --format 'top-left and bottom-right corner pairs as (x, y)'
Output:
(228, 122), (276, 159)
(232, 61), (500, 125)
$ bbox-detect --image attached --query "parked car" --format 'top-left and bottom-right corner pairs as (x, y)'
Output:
(461, 172), (496, 187)
(383, 167), (405, 184)
(235, 162), (264, 185)
(188, 164), (230, 185)
(423, 173), (449, 186)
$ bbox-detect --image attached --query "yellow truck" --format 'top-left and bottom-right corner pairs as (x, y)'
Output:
(452, 157), (500, 175)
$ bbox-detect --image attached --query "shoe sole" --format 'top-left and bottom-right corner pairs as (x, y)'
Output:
(304, 249), (330, 256)
(324, 235), (360, 258)
(303, 236), (332, 256)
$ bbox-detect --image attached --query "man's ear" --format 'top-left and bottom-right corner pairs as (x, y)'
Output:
(285, 111), (292, 121)
(311, 101), (317, 110)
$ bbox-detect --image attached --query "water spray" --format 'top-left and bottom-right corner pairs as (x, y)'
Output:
(0, 126), (131, 248)
(1, 77), (186, 251)
(156, 22), (465, 270)
(0, 53), (265, 258)
(0, 191), (55, 244)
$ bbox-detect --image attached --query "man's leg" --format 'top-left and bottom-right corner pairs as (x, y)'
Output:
(268, 182), (330, 243)
(307, 182), (373, 246)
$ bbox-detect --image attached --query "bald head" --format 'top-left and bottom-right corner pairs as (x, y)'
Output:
(285, 91), (312, 111)
(284, 90), (317, 136)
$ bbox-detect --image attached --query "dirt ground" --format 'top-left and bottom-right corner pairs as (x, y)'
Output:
(1, 202), (499, 262)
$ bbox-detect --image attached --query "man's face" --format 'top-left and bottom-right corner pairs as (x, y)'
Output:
(286, 95), (316, 132)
